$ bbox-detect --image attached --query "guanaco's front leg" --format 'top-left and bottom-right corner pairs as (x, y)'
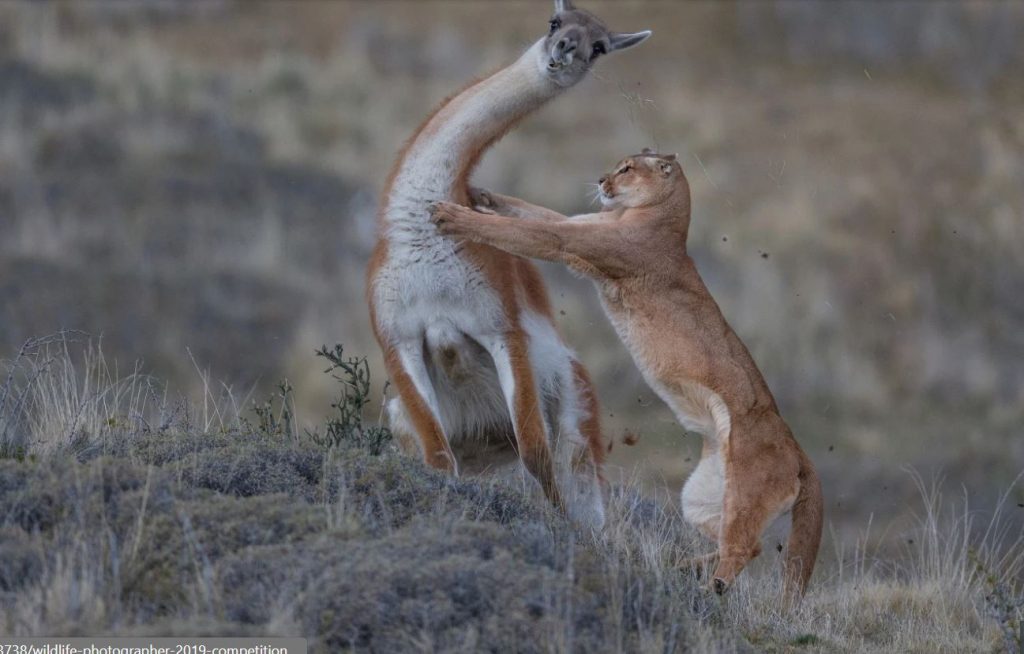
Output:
(430, 201), (631, 278)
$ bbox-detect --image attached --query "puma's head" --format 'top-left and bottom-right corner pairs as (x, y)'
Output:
(598, 149), (687, 209)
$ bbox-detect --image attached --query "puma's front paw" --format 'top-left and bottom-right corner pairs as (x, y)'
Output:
(468, 186), (497, 212)
(429, 201), (474, 237)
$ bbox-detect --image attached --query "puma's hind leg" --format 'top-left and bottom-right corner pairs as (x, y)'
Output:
(711, 434), (801, 594)
(679, 447), (727, 585)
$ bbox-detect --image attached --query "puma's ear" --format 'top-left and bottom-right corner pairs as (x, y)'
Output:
(641, 147), (655, 155)
(663, 153), (678, 162)
(609, 30), (652, 52)
(554, 0), (574, 13)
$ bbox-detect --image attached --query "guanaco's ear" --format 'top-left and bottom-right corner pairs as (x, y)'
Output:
(554, 0), (574, 13)
(609, 30), (652, 52)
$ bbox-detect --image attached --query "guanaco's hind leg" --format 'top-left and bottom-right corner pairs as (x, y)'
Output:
(386, 397), (421, 457)
(711, 438), (800, 594)
(551, 360), (606, 529)
(480, 332), (563, 511)
(571, 360), (606, 485)
(382, 341), (457, 473)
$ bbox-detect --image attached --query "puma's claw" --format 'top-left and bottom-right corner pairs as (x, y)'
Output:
(468, 186), (495, 210)
(429, 201), (466, 236)
(429, 201), (454, 222)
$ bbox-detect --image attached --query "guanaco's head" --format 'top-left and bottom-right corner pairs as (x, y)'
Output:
(598, 149), (689, 210)
(539, 0), (651, 87)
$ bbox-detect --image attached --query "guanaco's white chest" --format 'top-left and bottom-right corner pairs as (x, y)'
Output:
(373, 226), (507, 347)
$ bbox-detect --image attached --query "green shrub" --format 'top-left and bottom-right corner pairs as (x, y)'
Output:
(307, 344), (392, 454)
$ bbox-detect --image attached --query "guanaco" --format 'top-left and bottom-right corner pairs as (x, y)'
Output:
(365, 0), (651, 527)
(430, 150), (824, 597)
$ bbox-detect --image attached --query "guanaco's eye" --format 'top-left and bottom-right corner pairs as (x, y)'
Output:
(549, 18), (561, 34)
(590, 42), (606, 61)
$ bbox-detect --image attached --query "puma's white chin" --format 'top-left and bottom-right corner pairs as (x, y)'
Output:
(599, 194), (620, 209)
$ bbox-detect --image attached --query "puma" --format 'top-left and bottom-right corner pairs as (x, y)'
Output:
(430, 150), (823, 598)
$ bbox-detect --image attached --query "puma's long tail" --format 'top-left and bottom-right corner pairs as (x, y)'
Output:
(784, 452), (824, 599)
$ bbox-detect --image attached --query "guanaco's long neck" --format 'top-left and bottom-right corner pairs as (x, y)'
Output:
(384, 41), (562, 229)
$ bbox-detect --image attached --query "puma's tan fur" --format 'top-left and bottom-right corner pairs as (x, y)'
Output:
(431, 151), (823, 597)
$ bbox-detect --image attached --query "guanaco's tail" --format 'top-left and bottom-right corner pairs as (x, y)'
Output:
(784, 453), (824, 599)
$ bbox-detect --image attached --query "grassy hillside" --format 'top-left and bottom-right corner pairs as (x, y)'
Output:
(0, 337), (1020, 652)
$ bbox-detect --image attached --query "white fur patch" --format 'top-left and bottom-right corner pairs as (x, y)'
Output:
(681, 450), (725, 537)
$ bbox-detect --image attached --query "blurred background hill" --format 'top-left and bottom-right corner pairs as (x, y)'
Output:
(1, 1), (1022, 550)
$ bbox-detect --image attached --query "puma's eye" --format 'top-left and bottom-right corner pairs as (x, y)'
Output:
(590, 42), (606, 61)
(549, 18), (561, 34)
(618, 164), (632, 175)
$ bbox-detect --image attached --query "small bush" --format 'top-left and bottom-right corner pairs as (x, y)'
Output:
(306, 344), (392, 454)
(244, 381), (297, 441)
(241, 344), (393, 456)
